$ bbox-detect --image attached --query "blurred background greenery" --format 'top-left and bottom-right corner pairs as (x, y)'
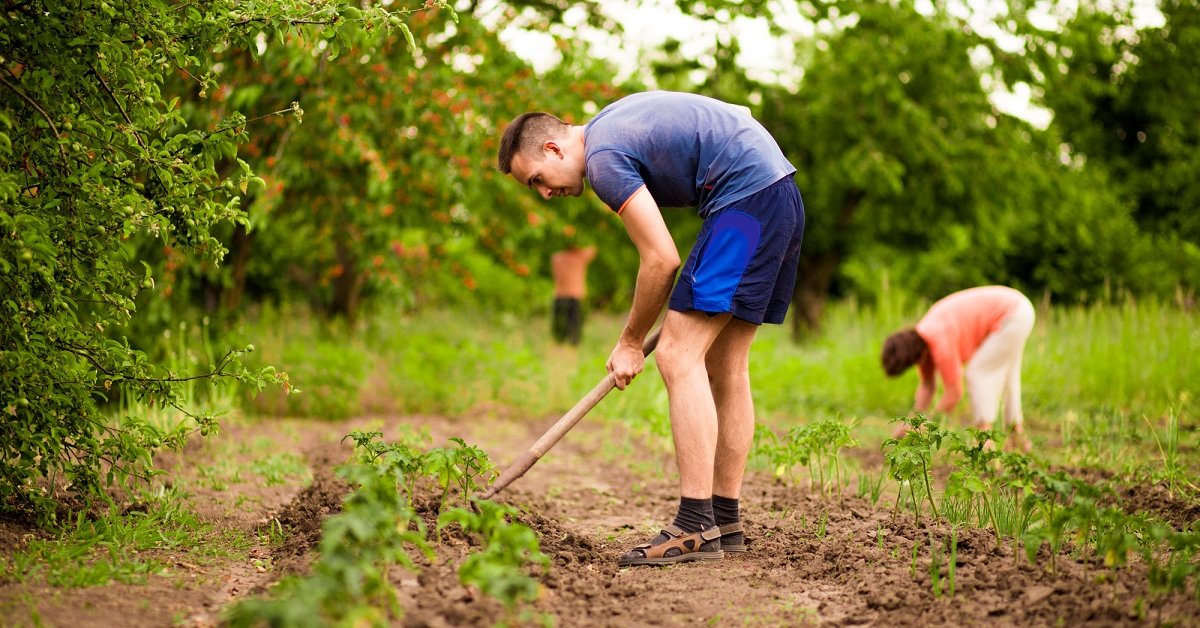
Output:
(117, 0), (1200, 333)
(3, 0), (1198, 513)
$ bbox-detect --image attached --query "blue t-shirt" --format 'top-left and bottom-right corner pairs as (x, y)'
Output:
(583, 91), (796, 218)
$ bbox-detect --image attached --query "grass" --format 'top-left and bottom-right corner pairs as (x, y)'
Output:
(0, 487), (245, 588)
(229, 293), (1197, 490)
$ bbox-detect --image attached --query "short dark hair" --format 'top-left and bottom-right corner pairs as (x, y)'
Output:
(881, 328), (927, 376)
(497, 112), (571, 174)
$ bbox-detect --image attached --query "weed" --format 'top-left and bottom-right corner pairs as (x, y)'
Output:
(855, 468), (886, 506)
(948, 527), (958, 597)
(815, 513), (829, 540)
(910, 541), (919, 579)
(1143, 404), (1198, 498)
(929, 532), (943, 597)
(258, 517), (286, 547)
(0, 487), (209, 588)
(249, 452), (310, 487)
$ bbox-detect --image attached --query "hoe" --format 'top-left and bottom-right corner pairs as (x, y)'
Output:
(478, 326), (662, 499)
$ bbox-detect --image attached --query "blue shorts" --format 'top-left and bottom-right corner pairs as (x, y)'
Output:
(669, 176), (805, 325)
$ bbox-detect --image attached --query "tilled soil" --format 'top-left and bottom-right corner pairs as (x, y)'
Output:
(1, 412), (1198, 627)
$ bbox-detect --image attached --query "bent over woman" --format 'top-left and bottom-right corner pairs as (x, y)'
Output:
(882, 286), (1036, 451)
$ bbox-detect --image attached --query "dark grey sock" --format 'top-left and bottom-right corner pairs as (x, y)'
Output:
(671, 496), (715, 533)
(713, 494), (743, 544)
(712, 494), (739, 525)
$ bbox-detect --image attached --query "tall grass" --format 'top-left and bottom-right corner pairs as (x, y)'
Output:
(233, 293), (1196, 478)
(1024, 298), (1196, 414)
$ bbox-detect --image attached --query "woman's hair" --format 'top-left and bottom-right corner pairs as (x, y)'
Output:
(497, 112), (571, 174)
(881, 328), (927, 376)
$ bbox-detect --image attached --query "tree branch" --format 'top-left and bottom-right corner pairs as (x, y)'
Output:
(0, 71), (69, 164)
(91, 66), (148, 152)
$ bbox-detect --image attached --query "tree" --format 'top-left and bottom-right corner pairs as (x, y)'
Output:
(657, 0), (1184, 333)
(992, 0), (1200, 298)
(150, 3), (636, 322)
(0, 0), (448, 519)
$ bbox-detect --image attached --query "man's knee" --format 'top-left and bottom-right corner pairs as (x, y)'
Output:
(656, 339), (703, 387)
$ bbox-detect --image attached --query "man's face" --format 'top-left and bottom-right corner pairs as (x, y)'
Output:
(509, 142), (584, 200)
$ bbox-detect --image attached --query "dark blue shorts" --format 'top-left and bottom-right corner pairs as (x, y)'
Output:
(669, 176), (805, 325)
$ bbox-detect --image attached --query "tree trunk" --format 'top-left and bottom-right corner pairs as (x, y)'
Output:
(329, 236), (365, 321)
(791, 252), (840, 338)
(222, 223), (253, 311)
(789, 190), (864, 339)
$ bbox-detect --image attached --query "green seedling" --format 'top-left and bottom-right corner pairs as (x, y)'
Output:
(1142, 522), (1200, 625)
(930, 532), (943, 597)
(948, 527), (958, 597)
(910, 541), (919, 579)
(439, 499), (550, 613)
(228, 440), (434, 627)
(345, 430), (426, 508)
(424, 438), (497, 518)
(883, 415), (948, 525)
(754, 417), (859, 496)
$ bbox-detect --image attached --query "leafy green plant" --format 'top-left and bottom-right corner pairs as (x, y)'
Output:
(0, 0), (450, 520)
(344, 429), (427, 508)
(753, 417), (859, 495)
(882, 415), (949, 525)
(424, 438), (497, 516)
(227, 439), (434, 627)
(438, 499), (550, 613)
(1141, 523), (1200, 625)
(944, 427), (1037, 547)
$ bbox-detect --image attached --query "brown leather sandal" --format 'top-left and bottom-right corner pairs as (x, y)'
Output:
(718, 521), (749, 553)
(617, 524), (724, 567)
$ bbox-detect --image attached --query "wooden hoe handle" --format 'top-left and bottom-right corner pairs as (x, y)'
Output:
(478, 327), (662, 500)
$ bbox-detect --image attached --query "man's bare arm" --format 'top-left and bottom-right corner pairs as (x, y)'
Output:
(607, 186), (680, 389)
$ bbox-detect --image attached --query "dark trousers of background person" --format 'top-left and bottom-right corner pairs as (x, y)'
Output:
(552, 297), (583, 345)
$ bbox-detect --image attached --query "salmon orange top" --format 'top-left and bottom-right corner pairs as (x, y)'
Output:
(914, 286), (1028, 410)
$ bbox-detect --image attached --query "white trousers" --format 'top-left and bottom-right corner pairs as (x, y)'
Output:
(964, 297), (1036, 428)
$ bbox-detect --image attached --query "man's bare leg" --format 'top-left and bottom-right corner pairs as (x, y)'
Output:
(706, 318), (759, 499)
(655, 309), (732, 498)
(616, 310), (730, 566)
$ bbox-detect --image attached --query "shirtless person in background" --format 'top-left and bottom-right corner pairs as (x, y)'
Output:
(550, 243), (596, 345)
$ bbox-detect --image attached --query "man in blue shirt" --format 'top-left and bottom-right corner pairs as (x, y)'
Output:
(497, 91), (805, 567)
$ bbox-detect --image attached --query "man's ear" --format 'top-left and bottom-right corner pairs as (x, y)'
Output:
(543, 140), (563, 159)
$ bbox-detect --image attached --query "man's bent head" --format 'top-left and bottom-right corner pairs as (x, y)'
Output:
(497, 112), (584, 200)
(497, 112), (572, 174)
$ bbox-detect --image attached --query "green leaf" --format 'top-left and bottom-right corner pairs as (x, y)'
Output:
(399, 22), (416, 51)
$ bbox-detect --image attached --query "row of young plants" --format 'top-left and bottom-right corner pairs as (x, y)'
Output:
(227, 430), (549, 627)
(881, 415), (1200, 618)
(752, 414), (1199, 620)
